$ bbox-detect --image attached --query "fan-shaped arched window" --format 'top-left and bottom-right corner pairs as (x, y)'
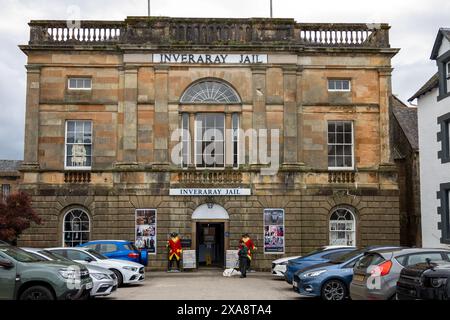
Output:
(180, 80), (241, 104)
(63, 208), (90, 247)
(329, 207), (356, 246)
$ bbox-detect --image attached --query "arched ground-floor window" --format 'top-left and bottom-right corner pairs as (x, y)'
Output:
(63, 208), (90, 247)
(329, 207), (356, 246)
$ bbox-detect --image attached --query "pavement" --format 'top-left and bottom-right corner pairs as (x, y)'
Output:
(99, 269), (305, 300)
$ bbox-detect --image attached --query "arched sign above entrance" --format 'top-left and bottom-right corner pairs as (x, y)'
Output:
(192, 204), (230, 220)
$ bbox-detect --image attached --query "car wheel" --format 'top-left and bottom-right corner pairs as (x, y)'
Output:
(111, 269), (124, 287)
(20, 286), (55, 300)
(321, 280), (347, 301)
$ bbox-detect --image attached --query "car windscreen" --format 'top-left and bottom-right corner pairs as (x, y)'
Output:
(85, 249), (108, 260)
(330, 248), (363, 264)
(300, 247), (329, 259)
(0, 247), (44, 263)
(38, 250), (71, 262)
(356, 253), (385, 268)
(125, 243), (139, 251)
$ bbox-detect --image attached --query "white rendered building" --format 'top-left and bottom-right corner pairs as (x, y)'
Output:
(410, 28), (450, 248)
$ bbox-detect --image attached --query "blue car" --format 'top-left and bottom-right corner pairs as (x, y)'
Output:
(293, 246), (401, 300)
(284, 246), (356, 284)
(79, 240), (148, 266)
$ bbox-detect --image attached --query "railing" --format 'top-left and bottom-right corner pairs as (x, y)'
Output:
(27, 18), (391, 48)
(328, 171), (356, 184)
(297, 23), (386, 47)
(29, 21), (123, 44)
(64, 171), (91, 183)
(177, 171), (243, 186)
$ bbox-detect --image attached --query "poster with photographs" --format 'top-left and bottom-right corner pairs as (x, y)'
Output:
(264, 209), (285, 254)
(135, 209), (157, 254)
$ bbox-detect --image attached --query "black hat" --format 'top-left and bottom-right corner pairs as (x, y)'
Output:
(170, 232), (178, 237)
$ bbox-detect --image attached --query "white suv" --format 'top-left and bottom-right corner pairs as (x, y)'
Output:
(48, 247), (145, 287)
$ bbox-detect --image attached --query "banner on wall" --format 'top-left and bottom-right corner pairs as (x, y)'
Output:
(135, 209), (157, 254)
(263, 209), (285, 254)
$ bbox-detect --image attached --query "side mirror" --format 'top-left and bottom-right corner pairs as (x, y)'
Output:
(84, 257), (93, 263)
(0, 258), (14, 269)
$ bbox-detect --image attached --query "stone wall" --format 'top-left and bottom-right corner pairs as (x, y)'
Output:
(19, 174), (400, 271)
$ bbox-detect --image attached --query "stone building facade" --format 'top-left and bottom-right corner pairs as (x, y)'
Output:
(18, 17), (400, 270)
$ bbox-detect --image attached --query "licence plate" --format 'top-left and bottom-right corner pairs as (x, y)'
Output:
(86, 282), (93, 290)
(353, 274), (365, 283)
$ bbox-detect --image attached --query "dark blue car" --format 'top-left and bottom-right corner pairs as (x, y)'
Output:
(284, 246), (356, 284)
(79, 240), (148, 266)
(292, 246), (401, 300)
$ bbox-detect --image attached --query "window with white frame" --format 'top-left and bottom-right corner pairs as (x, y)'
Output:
(328, 79), (351, 92)
(328, 121), (354, 169)
(65, 120), (92, 169)
(232, 113), (239, 168)
(68, 77), (92, 90)
(438, 113), (450, 163)
(180, 80), (241, 104)
(447, 62), (450, 93)
(63, 208), (90, 247)
(182, 113), (190, 168)
(2, 184), (10, 202)
(195, 114), (225, 168)
(447, 120), (450, 160)
(329, 208), (356, 246)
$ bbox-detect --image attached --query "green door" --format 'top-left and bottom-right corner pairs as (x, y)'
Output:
(0, 253), (16, 300)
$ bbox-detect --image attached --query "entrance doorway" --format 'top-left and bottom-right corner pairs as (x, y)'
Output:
(196, 222), (224, 268)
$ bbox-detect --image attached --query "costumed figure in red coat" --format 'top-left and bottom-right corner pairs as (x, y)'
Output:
(239, 233), (257, 271)
(167, 232), (182, 272)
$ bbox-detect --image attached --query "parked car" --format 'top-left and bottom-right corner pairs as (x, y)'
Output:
(47, 247), (145, 287)
(350, 248), (450, 300)
(272, 256), (301, 277)
(284, 246), (356, 284)
(0, 244), (93, 300)
(397, 260), (450, 300)
(22, 247), (118, 298)
(79, 240), (148, 266)
(293, 246), (401, 301)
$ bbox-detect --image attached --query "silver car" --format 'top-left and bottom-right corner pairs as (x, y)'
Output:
(350, 248), (450, 300)
(22, 248), (118, 297)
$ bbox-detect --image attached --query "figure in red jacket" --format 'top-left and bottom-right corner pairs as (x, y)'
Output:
(167, 232), (182, 272)
(239, 233), (257, 271)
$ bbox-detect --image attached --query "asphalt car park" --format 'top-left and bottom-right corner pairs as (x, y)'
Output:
(98, 270), (303, 300)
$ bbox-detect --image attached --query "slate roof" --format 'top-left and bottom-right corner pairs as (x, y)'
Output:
(408, 73), (439, 102)
(0, 160), (23, 176)
(392, 96), (419, 151)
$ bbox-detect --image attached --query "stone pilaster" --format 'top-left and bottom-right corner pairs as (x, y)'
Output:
(251, 66), (267, 165)
(378, 67), (393, 164)
(154, 65), (170, 165)
(23, 65), (41, 168)
(282, 65), (298, 165)
(296, 66), (305, 166)
(123, 66), (138, 163)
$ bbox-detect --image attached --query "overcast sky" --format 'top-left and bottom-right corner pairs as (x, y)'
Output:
(0, 0), (448, 160)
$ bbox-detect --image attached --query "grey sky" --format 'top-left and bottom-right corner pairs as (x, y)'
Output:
(0, 0), (448, 160)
